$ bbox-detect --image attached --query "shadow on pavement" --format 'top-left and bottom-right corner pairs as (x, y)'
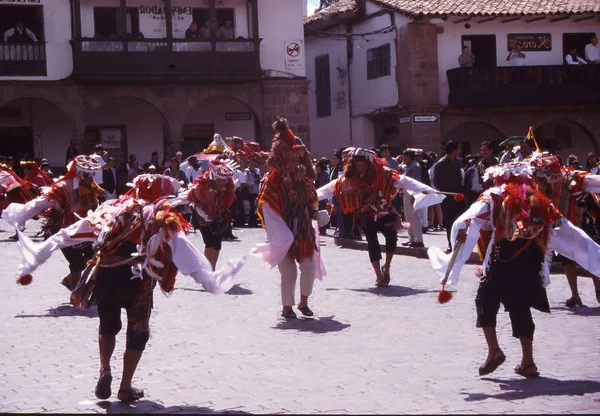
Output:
(553, 305), (600, 316)
(351, 285), (431, 298)
(176, 284), (253, 296)
(273, 316), (351, 333)
(14, 304), (98, 319)
(463, 377), (600, 401)
(96, 400), (250, 414)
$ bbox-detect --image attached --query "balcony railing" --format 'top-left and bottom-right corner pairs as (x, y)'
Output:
(71, 38), (262, 83)
(447, 65), (600, 107)
(0, 42), (47, 76)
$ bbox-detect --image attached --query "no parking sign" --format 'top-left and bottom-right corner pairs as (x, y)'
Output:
(285, 40), (304, 69)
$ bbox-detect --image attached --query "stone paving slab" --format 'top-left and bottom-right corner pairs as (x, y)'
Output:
(0, 221), (599, 414)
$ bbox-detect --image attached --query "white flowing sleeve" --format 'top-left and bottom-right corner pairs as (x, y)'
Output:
(251, 203), (294, 268)
(168, 230), (246, 294)
(582, 175), (600, 193)
(549, 219), (600, 278)
(427, 199), (492, 286)
(2, 197), (57, 231)
(16, 218), (100, 277)
(317, 180), (337, 201)
(394, 175), (446, 211)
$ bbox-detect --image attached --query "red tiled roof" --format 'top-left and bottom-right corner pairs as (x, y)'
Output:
(304, 0), (600, 26)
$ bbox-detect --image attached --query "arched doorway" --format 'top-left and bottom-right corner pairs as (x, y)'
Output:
(444, 122), (506, 157)
(0, 97), (73, 173)
(84, 96), (170, 183)
(533, 119), (597, 163)
(181, 96), (261, 157)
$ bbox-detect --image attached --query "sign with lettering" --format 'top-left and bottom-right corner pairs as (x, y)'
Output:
(226, 112), (252, 121)
(412, 114), (439, 124)
(399, 116), (411, 125)
(285, 40), (304, 69)
(0, 0), (41, 3)
(139, 3), (193, 38)
(507, 34), (552, 52)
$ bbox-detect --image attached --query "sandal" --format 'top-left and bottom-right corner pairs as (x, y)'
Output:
(95, 367), (112, 400)
(281, 309), (297, 319)
(478, 348), (506, 376)
(565, 295), (582, 308)
(514, 363), (540, 378)
(381, 266), (391, 284)
(117, 387), (144, 402)
(297, 305), (314, 317)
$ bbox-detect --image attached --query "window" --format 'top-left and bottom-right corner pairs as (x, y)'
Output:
(0, 5), (44, 43)
(191, 8), (235, 38)
(460, 35), (497, 68)
(563, 32), (596, 63)
(367, 43), (391, 80)
(315, 54), (331, 118)
(93, 7), (140, 38)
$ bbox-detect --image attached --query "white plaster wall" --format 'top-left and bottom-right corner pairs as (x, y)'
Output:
(351, 116), (376, 150)
(305, 26), (350, 158)
(436, 17), (600, 105)
(259, 0), (306, 77)
(0, 0), (73, 81)
(183, 96), (256, 142)
(80, 0), (249, 39)
(88, 97), (164, 164)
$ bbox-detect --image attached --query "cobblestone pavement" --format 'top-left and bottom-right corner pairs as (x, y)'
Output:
(1, 222), (599, 414)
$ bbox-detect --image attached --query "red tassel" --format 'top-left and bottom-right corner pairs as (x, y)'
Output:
(17, 274), (33, 286)
(454, 193), (465, 202)
(438, 284), (453, 304)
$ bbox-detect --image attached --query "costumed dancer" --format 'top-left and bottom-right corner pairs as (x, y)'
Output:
(1, 163), (37, 218)
(20, 160), (54, 188)
(252, 117), (326, 319)
(183, 159), (236, 270)
(2, 155), (105, 291)
(317, 148), (445, 287)
(12, 173), (246, 402)
(428, 162), (600, 378)
(530, 152), (600, 307)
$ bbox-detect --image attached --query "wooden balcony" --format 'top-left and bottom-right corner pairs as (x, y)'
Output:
(0, 42), (47, 76)
(447, 65), (600, 107)
(71, 38), (262, 83)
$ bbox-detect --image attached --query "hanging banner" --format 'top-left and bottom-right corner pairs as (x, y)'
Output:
(139, 4), (193, 38)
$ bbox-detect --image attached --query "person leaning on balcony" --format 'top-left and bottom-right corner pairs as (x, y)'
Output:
(3, 22), (37, 43)
(217, 20), (234, 40)
(185, 22), (202, 39)
(565, 47), (587, 65)
(506, 42), (526, 66)
(584, 36), (600, 64)
(458, 46), (475, 67)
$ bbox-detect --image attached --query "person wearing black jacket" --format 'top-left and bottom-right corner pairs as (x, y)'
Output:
(102, 157), (118, 200)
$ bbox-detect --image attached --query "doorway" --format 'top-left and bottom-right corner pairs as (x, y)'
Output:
(461, 35), (497, 69)
(181, 123), (214, 158)
(563, 32), (596, 63)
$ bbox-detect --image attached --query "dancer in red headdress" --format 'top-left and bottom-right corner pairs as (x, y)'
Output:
(317, 148), (445, 287)
(184, 159), (236, 270)
(2, 155), (105, 290)
(20, 160), (53, 187)
(0, 163), (37, 214)
(12, 173), (246, 402)
(252, 117), (324, 319)
(428, 162), (600, 378)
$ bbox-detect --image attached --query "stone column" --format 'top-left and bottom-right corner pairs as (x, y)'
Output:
(261, 79), (310, 148)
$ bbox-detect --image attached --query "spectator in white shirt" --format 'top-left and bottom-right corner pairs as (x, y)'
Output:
(584, 36), (600, 64)
(90, 144), (107, 186)
(3, 22), (38, 43)
(185, 156), (203, 184)
(565, 47), (587, 65)
(217, 20), (234, 40)
(506, 42), (526, 66)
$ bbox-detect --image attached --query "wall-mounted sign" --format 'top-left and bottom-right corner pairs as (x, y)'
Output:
(285, 40), (304, 69)
(399, 116), (411, 125)
(101, 129), (122, 149)
(507, 34), (552, 52)
(139, 4), (193, 38)
(412, 114), (439, 124)
(226, 112), (252, 121)
(0, 0), (41, 3)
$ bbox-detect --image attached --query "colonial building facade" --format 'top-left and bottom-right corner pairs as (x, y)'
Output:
(0, 0), (310, 175)
(304, 0), (600, 161)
